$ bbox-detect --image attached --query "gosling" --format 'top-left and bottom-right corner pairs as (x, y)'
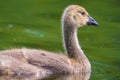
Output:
(0, 5), (98, 76)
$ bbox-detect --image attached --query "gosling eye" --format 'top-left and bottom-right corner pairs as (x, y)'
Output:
(78, 11), (85, 15)
(81, 12), (85, 15)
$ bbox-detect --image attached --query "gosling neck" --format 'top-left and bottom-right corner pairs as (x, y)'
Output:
(62, 24), (87, 61)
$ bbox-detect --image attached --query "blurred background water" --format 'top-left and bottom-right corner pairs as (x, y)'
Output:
(0, 0), (120, 80)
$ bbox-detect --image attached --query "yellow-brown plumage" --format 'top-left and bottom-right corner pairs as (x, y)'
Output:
(0, 5), (98, 78)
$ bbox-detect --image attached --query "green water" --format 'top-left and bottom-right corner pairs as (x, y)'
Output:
(0, 0), (120, 80)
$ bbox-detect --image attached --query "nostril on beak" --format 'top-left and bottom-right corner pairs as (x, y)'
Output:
(91, 19), (94, 21)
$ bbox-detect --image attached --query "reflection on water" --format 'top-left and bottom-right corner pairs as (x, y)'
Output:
(25, 29), (44, 38)
(0, 72), (91, 80)
(8, 24), (14, 28)
(54, 72), (91, 80)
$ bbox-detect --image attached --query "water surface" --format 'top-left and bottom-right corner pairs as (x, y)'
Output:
(0, 0), (120, 80)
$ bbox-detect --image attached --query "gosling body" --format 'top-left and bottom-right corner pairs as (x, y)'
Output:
(0, 5), (98, 76)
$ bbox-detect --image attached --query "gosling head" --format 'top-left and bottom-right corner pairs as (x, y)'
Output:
(62, 5), (98, 28)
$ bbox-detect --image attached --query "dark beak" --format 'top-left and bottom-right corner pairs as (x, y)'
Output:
(87, 15), (99, 26)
